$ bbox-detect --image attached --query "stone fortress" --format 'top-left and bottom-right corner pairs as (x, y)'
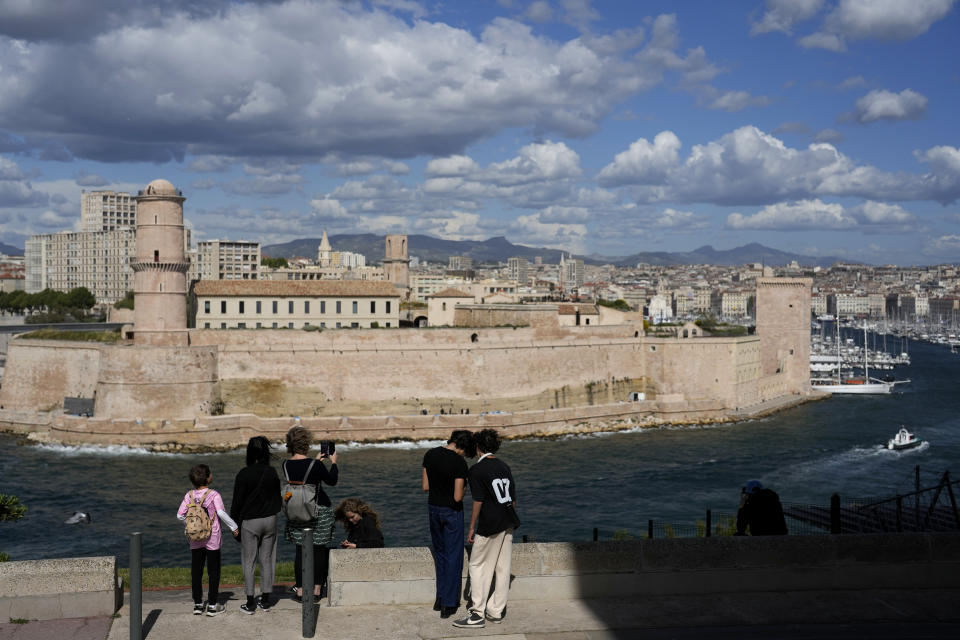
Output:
(0, 180), (815, 449)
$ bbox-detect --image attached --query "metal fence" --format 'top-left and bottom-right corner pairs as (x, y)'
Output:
(590, 471), (959, 540)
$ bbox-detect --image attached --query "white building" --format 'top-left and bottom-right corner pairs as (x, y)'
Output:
(81, 190), (138, 232)
(507, 257), (529, 286)
(648, 294), (673, 323)
(559, 254), (584, 293)
(25, 229), (135, 303)
(197, 240), (260, 280)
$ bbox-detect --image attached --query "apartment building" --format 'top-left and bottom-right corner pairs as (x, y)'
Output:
(81, 190), (137, 232)
(197, 240), (260, 280)
(25, 229), (135, 302)
(507, 257), (529, 286)
(192, 280), (400, 329)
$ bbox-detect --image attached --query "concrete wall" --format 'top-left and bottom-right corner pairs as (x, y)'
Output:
(0, 556), (120, 621)
(327, 534), (960, 606)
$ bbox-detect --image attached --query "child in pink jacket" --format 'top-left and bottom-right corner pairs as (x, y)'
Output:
(177, 464), (238, 616)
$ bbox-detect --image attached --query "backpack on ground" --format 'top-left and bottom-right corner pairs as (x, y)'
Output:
(282, 459), (318, 523)
(184, 489), (212, 542)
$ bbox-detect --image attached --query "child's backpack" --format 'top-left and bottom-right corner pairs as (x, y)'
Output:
(282, 459), (318, 523)
(184, 489), (213, 542)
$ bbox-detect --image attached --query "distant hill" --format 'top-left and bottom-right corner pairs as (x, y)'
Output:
(0, 242), (23, 256)
(262, 235), (840, 268)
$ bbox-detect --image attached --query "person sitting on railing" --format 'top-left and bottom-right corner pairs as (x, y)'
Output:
(735, 480), (788, 536)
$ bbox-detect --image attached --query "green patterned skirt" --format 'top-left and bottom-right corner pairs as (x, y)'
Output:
(284, 505), (335, 546)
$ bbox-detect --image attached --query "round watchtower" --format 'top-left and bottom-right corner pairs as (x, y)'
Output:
(132, 179), (189, 345)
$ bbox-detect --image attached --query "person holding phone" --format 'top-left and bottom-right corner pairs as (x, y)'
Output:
(282, 426), (338, 602)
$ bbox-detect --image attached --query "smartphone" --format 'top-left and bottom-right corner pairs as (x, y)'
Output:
(319, 441), (336, 456)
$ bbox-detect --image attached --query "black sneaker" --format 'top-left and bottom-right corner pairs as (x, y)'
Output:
(433, 596), (442, 612)
(239, 602), (255, 615)
(256, 595), (273, 611)
(192, 603), (204, 616)
(452, 612), (485, 628)
(484, 611), (504, 624)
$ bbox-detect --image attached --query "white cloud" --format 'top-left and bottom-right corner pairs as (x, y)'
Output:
(751, 0), (825, 35)
(706, 90), (772, 112)
(597, 131), (680, 187)
(525, 1), (553, 23)
(726, 198), (916, 230)
(309, 197), (351, 219)
(813, 128), (844, 143)
(825, 0), (955, 41)
(336, 161), (377, 177)
(383, 160), (410, 175)
(923, 234), (960, 256)
(798, 31), (846, 51)
(426, 155), (480, 177)
(854, 89), (927, 123)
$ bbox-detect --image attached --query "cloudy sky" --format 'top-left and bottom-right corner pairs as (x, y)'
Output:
(1, 0), (958, 264)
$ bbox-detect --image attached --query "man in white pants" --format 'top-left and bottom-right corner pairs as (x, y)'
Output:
(453, 429), (519, 629)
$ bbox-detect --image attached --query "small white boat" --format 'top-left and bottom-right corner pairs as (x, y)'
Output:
(887, 427), (922, 451)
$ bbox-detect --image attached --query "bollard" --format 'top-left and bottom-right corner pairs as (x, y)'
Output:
(129, 532), (142, 640)
(705, 509), (712, 537)
(301, 531), (315, 639)
(593, 527), (598, 542)
(830, 493), (841, 534)
(648, 519), (654, 539)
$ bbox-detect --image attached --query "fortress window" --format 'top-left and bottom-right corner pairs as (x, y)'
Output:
(272, 322), (277, 328)
(304, 301), (310, 314)
(238, 322), (246, 329)
(154, 250), (159, 263)
(272, 301), (278, 314)
(204, 322), (210, 329)
(239, 301), (245, 314)
(256, 322), (262, 328)
(288, 300), (294, 314)
(336, 322), (341, 328)
(471, 333), (478, 343)
(351, 322), (359, 328)
(386, 301), (391, 313)
(204, 301), (210, 314)
(370, 301), (376, 313)
(289, 322), (294, 329)
(321, 301), (326, 314)
(336, 301), (342, 314)
(321, 322), (326, 328)
(385, 322), (390, 327)
(256, 301), (261, 313)
(220, 322), (226, 329)
(352, 301), (358, 314)
(650, 345), (657, 352)
(442, 302), (447, 311)
(220, 301), (226, 313)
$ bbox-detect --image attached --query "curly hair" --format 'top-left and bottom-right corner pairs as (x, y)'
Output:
(285, 426), (312, 455)
(189, 464), (211, 488)
(334, 497), (381, 530)
(473, 428), (501, 455)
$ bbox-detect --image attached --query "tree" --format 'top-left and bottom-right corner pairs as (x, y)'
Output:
(261, 256), (289, 269)
(0, 493), (26, 561)
(66, 287), (96, 310)
(598, 298), (631, 312)
(113, 290), (135, 310)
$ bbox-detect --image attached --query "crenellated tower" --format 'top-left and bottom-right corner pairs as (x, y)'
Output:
(132, 179), (189, 345)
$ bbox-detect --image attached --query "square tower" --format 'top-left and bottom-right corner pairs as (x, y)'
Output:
(383, 234), (409, 290)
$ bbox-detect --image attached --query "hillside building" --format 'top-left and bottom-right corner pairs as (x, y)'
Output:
(197, 240), (260, 280)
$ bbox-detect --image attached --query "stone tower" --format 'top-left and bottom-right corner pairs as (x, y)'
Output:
(383, 234), (410, 290)
(317, 229), (332, 267)
(132, 179), (189, 345)
(755, 277), (812, 395)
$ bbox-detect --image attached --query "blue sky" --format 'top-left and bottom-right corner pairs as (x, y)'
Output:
(0, 0), (958, 264)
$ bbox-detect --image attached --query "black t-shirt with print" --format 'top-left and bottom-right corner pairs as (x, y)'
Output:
(469, 456), (519, 537)
(423, 446), (469, 510)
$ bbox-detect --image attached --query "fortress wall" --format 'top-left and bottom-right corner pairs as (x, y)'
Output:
(213, 327), (649, 407)
(0, 340), (102, 412)
(641, 336), (760, 407)
(93, 345), (220, 420)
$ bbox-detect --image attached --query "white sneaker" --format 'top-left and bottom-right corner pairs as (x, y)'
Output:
(205, 603), (226, 617)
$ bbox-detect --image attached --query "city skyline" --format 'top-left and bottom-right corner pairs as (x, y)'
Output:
(1, 0), (958, 265)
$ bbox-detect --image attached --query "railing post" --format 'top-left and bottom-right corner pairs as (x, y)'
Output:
(593, 527), (598, 542)
(129, 532), (142, 640)
(896, 495), (903, 532)
(301, 531), (315, 639)
(648, 519), (654, 539)
(705, 509), (712, 537)
(830, 493), (841, 534)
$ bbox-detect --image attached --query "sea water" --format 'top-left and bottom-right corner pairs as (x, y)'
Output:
(1, 337), (958, 566)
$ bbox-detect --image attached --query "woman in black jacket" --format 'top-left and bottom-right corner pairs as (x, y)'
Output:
(334, 498), (384, 548)
(230, 436), (282, 614)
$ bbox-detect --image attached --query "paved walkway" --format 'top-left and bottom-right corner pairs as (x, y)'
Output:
(3, 587), (960, 640)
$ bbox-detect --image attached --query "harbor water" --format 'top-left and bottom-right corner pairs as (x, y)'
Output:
(1, 336), (958, 567)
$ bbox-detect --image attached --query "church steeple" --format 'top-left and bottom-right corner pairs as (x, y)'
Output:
(317, 230), (332, 266)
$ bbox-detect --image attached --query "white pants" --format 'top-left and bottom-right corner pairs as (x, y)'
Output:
(467, 527), (513, 617)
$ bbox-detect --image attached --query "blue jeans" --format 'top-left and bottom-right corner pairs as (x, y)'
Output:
(428, 504), (464, 608)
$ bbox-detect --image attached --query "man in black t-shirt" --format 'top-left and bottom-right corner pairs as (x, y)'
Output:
(453, 429), (519, 630)
(422, 430), (475, 618)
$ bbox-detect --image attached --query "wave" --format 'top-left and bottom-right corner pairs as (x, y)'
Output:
(30, 443), (192, 457)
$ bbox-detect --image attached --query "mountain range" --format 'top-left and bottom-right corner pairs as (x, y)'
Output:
(262, 235), (842, 268)
(0, 242), (23, 256)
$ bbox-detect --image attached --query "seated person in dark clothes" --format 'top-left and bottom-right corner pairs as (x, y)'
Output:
(334, 498), (385, 548)
(735, 479), (788, 536)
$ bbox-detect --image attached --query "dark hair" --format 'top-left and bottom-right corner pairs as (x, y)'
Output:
(334, 497), (381, 530)
(449, 430), (476, 458)
(246, 436), (271, 466)
(473, 429), (501, 455)
(189, 464), (211, 488)
(285, 426), (312, 455)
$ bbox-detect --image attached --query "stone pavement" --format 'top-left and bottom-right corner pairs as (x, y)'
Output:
(3, 587), (960, 640)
